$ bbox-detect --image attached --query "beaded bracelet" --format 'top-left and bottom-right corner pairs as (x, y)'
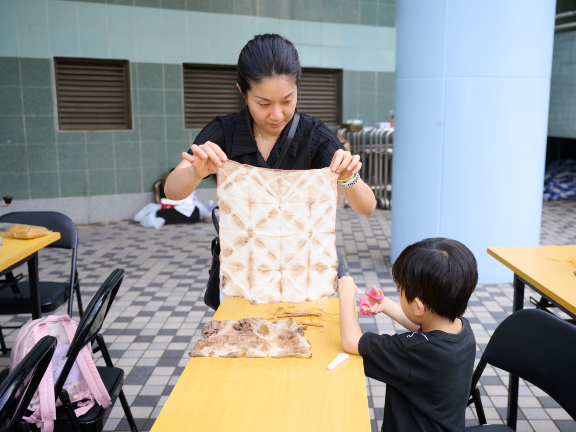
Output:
(340, 172), (360, 188)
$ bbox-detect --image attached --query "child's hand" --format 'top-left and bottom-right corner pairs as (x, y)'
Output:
(360, 286), (386, 315)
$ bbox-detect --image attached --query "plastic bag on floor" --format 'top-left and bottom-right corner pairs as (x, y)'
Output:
(196, 199), (209, 221)
(543, 159), (576, 201)
(134, 203), (165, 229)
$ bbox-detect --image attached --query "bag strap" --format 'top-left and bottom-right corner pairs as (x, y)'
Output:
(212, 206), (219, 235)
(273, 113), (300, 170)
(62, 320), (111, 410)
(31, 324), (56, 432)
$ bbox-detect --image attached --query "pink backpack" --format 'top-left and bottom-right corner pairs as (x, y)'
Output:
(10, 314), (112, 432)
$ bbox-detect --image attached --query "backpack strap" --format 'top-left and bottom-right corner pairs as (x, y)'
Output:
(29, 323), (56, 432)
(273, 113), (300, 170)
(11, 319), (41, 371)
(58, 318), (96, 417)
(61, 319), (112, 410)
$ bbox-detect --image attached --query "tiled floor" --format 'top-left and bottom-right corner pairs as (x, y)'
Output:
(1, 199), (576, 431)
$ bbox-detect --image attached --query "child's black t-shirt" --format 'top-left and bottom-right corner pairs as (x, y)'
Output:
(358, 317), (476, 432)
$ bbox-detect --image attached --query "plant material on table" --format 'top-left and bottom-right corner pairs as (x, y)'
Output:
(276, 312), (323, 318)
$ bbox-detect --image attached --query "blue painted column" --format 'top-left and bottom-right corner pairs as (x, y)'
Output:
(391, 1), (556, 283)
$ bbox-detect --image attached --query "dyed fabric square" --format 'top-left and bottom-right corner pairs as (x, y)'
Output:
(217, 161), (339, 304)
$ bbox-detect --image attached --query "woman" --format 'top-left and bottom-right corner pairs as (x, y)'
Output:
(165, 34), (376, 215)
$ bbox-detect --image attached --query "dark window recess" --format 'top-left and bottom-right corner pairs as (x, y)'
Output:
(183, 64), (342, 129)
(183, 65), (243, 129)
(54, 57), (132, 131)
(298, 68), (341, 127)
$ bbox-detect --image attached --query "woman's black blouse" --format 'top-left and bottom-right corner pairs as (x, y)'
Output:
(188, 107), (344, 170)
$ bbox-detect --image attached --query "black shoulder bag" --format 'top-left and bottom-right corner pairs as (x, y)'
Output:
(204, 114), (301, 310)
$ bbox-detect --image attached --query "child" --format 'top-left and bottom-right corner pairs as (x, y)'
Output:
(338, 237), (478, 432)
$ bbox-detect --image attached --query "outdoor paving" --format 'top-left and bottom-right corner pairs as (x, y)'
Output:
(1, 199), (575, 431)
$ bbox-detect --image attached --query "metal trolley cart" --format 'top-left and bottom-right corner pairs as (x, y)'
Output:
(337, 126), (394, 209)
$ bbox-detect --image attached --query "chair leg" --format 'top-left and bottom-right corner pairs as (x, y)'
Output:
(472, 387), (487, 425)
(96, 334), (114, 367)
(0, 325), (7, 355)
(95, 335), (138, 431)
(75, 278), (84, 318)
(60, 389), (83, 432)
(118, 389), (139, 432)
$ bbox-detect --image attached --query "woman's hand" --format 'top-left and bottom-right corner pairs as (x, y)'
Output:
(181, 141), (228, 179)
(330, 149), (362, 181)
(360, 286), (387, 316)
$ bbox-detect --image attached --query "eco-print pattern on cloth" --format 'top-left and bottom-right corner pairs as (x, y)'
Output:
(217, 161), (339, 304)
(188, 317), (312, 358)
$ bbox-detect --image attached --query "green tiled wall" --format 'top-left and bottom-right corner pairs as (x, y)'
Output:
(0, 57), (199, 200)
(0, 56), (394, 200)
(0, 1), (396, 73)
(342, 70), (394, 126)
(548, 30), (576, 139)
(54, 0), (396, 27)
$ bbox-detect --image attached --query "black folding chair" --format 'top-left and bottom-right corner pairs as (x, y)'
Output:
(466, 309), (576, 431)
(48, 268), (138, 432)
(0, 212), (84, 355)
(0, 336), (57, 432)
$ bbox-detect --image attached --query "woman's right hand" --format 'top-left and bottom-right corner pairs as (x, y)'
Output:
(181, 141), (228, 178)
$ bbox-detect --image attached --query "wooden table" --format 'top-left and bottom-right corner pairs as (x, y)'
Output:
(0, 232), (61, 319)
(488, 245), (576, 430)
(152, 298), (371, 432)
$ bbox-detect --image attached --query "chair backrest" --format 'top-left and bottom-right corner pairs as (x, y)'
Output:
(0, 336), (57, 432)
(0, 212), (77, 250)
(54, 269), (124, 398)
(481, 309), (576, 418)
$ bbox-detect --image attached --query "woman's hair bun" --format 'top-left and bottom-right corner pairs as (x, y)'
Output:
(237, 34), (301, 94)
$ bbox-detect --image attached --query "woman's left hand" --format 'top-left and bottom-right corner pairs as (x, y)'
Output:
(330, 149), (362, 181)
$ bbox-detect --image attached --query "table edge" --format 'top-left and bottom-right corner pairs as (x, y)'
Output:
(0, 232), (61, 272)
(487, 246), (576, 316)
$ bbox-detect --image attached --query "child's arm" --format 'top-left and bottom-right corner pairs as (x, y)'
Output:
(380, 297), (419, 332)
(337, 276), (363, 355)
(362, 286), (419, 332)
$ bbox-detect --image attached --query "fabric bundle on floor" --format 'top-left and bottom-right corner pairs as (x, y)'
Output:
(188, 317), (312, 358)
(543, 159), (576, 201)
(134, 192), (206, 228)
(217, 161), (339, 305)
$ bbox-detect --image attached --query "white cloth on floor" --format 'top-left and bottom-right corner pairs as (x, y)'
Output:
(134, 203), (165, 229)
(174, 192), (197, 218)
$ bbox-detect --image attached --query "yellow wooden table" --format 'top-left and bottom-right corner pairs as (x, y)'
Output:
(152, 298), (370, 432)
(0, 232), (61, 319)
(488, 245), (576, 429)
(488, 246), (576, 317)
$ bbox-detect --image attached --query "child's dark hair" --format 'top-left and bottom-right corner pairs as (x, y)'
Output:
(392, 238), (478, 321)
(237, 34), (301, 95)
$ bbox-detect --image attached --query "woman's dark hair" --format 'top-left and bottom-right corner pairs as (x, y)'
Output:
(237, 34), (301, 95)
(392, 238), (478, 321)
